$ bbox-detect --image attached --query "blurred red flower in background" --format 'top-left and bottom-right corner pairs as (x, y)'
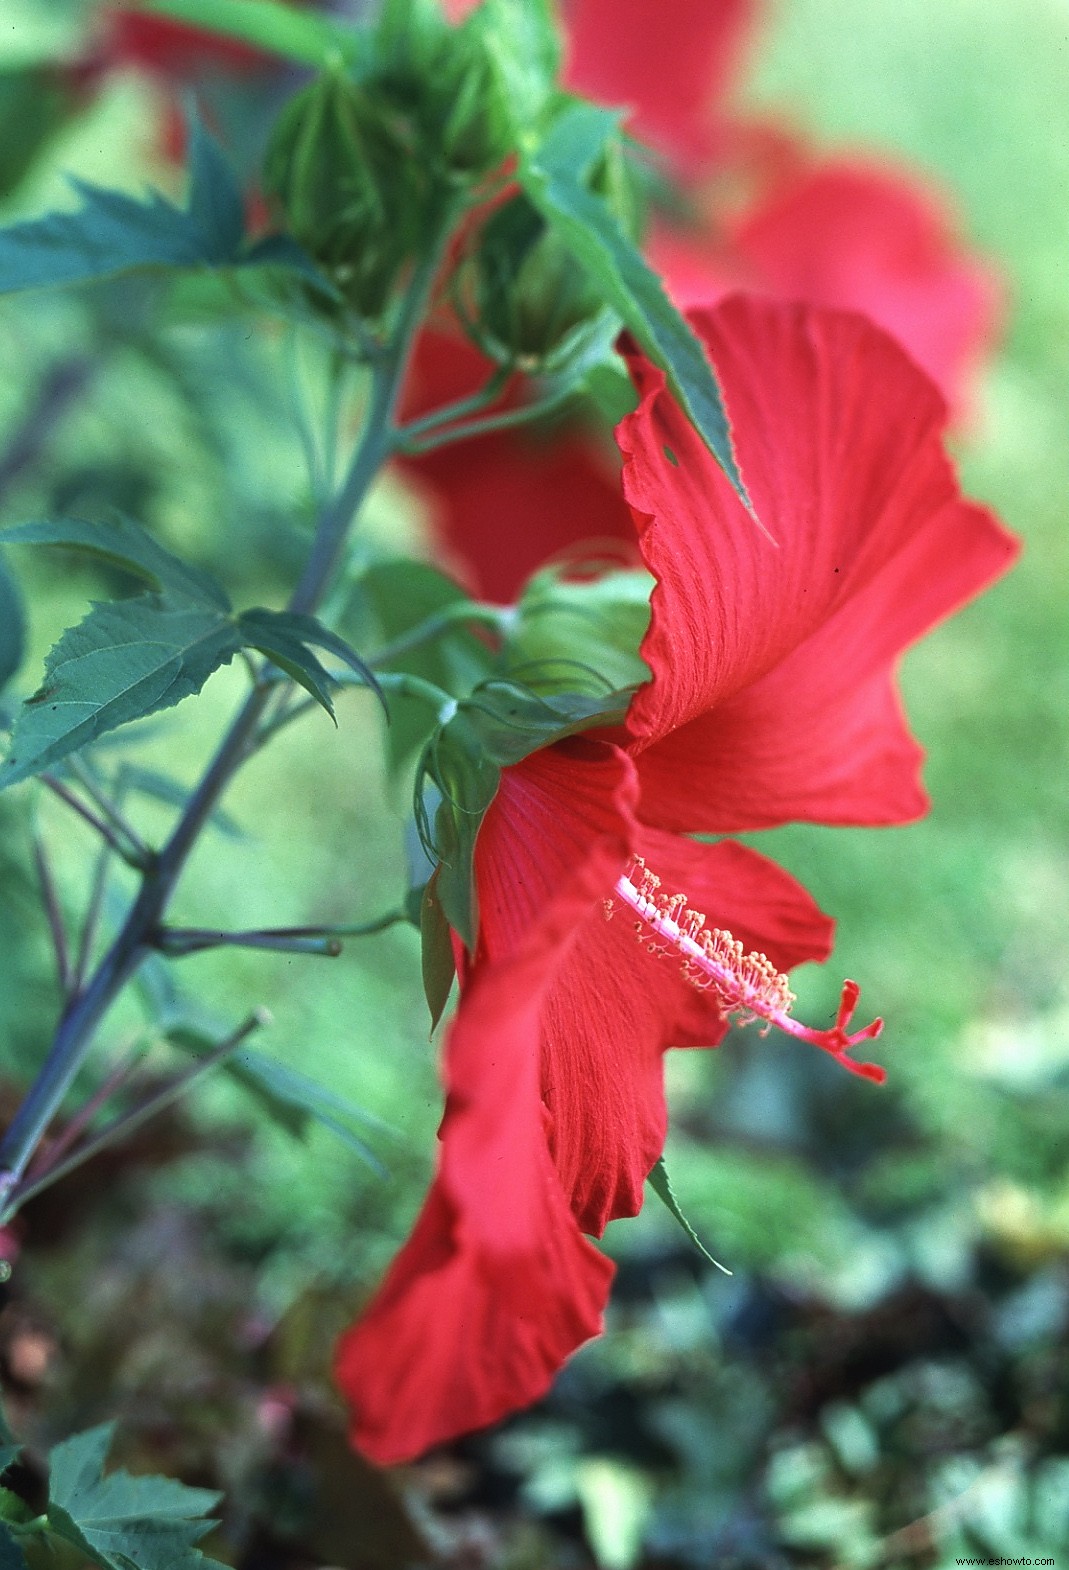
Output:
(336, 296), (1018, 1465)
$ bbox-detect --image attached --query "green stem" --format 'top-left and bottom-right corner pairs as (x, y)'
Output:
(0, 217), (458, 1206)
(397, 365), (512, 442)
(395, 382), (576, 456)
(157, 927), (344, 957)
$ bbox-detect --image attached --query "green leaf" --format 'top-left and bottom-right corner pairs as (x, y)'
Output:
(47, 1422), (226, 1570)
(0, 117), (316, 298)
(237, 607), (385, 721)
(143, 0), (363, 67)
(647, 1156), (732, 1275)
(0, 557), (25, 695)
(419, 868), (456, 1032)
(0, 596), (240, 789)
(0, 1524), (28, 1570)
(0, 517), (230, 609)
(520, 102), (750, 508)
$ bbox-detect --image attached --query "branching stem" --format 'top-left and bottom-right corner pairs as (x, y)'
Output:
(0, 216), (457, 1207)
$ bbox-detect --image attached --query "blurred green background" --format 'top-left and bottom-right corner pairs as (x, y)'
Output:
(0, 0), (1067, 1565)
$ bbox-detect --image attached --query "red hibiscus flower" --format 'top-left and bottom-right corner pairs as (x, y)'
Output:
(336, 296), (1018, 1465)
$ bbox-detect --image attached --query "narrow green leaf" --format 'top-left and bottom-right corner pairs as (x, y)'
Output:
(143, 0), (363, 67)
(0, 1524), (28, 1570)
(237, 612), (339, 720)
(0, 557), (25, 694)
(0, 597), (240, 789)
(647, 1156), (732, 1275)
(420, 868), (456, 1032)
(228, 1051), (392, 1175)
(0, 517), (230, 609)
(159, 1001), (393, 1171)
(241, 608), (385, 706)
(47, 1422), (226, 1570)
(520, 103), (751, 509)
(238, 607), (385, 721)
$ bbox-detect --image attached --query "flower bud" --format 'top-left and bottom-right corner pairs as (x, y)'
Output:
(471, 193), (605, 366)
(263, 68), (424, 316)
(375, 9), (513, 179)
(468, 135), (644, 367)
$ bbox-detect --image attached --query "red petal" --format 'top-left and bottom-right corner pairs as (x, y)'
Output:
(336, 804), (622, 1466)
(618, 295), (1019, 830)
(472, 746), (833, 1235)
(564, 0), (757, 173)
(731, 160), (1001, 413)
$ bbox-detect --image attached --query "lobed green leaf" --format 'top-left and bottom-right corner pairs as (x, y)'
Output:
(47, 1423), (226, 1570)
(0, 517), (230, 609)
(0, 597), (241, 790)
(0, 118), (322, 299)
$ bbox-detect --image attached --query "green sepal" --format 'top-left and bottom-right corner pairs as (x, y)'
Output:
(519, 101), (750, 509)
(420, 867), (457, 1032)
(469, 0), (562, 138)
(418, 679), (632, 946)
(648, 1156), (732, 1275)
(507, 564), (653, 695)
